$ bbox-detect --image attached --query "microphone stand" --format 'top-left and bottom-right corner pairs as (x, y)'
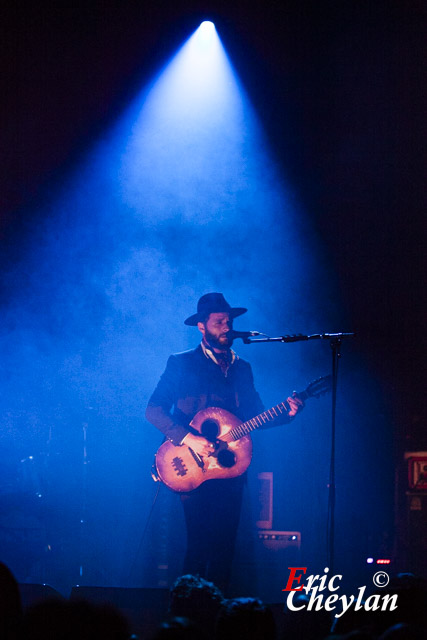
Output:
(239, 332), (354, 345)
(239, 331), (354, 573)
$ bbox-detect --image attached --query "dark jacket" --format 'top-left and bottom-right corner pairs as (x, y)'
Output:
(145, 345), (265, 445)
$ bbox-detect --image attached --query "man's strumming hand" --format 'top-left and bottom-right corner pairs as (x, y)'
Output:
(181, 433), (215, 457)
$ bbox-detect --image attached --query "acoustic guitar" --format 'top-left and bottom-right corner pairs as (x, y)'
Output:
(154, 375), (331, 492)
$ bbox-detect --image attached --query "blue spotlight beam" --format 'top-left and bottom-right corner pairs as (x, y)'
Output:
(0, 21), (344, 591)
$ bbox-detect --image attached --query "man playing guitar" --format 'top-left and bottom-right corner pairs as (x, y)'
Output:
(146, 293), (304, 592)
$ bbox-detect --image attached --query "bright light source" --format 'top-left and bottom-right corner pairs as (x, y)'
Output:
(197, 21), (216, 47)
(366, 557), (374, 564)
(376, 559), (391, 564)
(200, 20), (215, 32)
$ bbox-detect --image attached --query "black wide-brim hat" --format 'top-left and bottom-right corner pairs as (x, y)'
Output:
(184, 293), (247, 326)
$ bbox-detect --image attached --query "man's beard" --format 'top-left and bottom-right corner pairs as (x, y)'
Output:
(204, 328), (233, 351)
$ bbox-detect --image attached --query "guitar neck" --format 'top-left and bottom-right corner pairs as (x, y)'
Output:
(221, 375), (331, 443)
(223, 389), (311, 443)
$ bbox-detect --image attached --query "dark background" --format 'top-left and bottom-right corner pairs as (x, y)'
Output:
(0, 0), (425, 594)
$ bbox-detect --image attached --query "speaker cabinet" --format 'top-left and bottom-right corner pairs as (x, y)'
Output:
(254, 531), (302, 603)
(404, 493), (427, 578)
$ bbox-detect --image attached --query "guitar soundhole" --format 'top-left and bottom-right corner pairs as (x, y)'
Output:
(217, 449), (236, 468)
(200, 419), (219, 441)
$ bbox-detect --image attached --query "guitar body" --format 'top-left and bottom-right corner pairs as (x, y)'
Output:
(155, 407), (253, 492)
(154, 375), (331, 492)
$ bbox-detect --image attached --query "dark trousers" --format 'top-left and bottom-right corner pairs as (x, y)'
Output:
(180, 475), (245, 593)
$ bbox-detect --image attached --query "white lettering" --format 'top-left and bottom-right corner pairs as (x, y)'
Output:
(324, 594), (339, 611)
(364, 594), (381, 612)
(285, 571), (398, 620)
(286, 591), (305, 611)
(328, 574), (342, 592)
(307, 587), (324, 611)
(381, 594), (398, 612)
(334, 594), (355, 618)
(318, 568), (330, 591)
(304, 573), (320, 592)
(355, 586), (366, 610)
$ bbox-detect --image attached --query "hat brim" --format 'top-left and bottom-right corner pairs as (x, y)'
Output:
(184, 307), (247, 326)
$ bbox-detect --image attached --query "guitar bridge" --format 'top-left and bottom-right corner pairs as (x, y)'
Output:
(172, 456), (188, 477)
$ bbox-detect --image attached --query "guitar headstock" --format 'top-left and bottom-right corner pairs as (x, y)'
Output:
(304, 375), (332, 399)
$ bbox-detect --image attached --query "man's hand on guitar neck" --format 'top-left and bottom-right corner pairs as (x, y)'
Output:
(286, 392), (304, 417)
(177, 393), (303, 456)
(180, 432), (215, 457)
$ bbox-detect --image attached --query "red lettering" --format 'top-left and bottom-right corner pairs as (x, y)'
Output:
(282, 567), (307, 591)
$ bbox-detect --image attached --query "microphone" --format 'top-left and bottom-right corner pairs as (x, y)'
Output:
(230, 330), (260, 340)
